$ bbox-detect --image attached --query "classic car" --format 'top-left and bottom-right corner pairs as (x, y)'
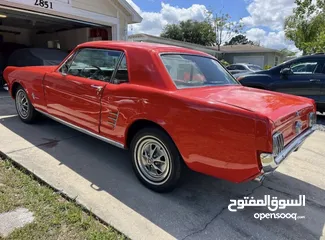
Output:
(3, 41), (317, 192)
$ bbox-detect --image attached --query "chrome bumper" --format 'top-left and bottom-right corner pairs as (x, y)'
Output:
(255, 127), (315, 181)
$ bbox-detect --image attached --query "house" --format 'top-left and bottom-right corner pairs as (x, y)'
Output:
(220, 45), (285, 68)
(0, 0), (142, 51)
(128, 33), (220, 57)
(129, 33), (285, 68)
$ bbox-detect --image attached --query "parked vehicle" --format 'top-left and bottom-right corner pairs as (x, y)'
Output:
(226, 63), (263, 75)
(236, 54), (325, 113)
(7, 48), (68, 67)
(2, 48), (68, 90)
(3, 41), (316, 192)
(0, 42), (27, 89)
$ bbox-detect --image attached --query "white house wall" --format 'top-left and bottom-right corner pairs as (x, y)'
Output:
(72, 0), (118, 18)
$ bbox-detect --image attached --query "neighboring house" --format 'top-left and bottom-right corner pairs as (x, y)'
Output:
(128, 34), (284, 68)
(128, 33), (220, 57)
(220, 45), (285, 68)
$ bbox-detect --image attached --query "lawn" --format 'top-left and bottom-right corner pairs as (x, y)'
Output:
(0, 158), (127, 240)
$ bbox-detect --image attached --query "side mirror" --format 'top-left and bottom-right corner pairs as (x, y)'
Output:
(280, 68), (292, 75)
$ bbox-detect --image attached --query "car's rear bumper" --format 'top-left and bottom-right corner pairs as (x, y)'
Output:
(254, 127), (315, 182)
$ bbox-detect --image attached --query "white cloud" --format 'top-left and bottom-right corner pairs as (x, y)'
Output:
(246, 28), (299, 52)
(126, 1), (208, 36)
(126, 0), (299, 52)
(241, 0), (295, 31)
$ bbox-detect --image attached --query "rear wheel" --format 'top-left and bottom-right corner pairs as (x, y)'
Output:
(15, 86), (38, 123)
(130, 128), (182, 193)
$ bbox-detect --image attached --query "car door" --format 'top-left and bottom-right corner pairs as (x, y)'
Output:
(43, 48), (123, 133)
(270, 58), (325, 103)
(98, 54), (135, 144)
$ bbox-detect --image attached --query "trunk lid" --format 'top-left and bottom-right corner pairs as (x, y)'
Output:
(176, 86), (314, 144)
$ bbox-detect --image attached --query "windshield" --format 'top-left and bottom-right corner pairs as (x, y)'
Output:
(161, 54), (239, 89)
(247, 65), (262, 71)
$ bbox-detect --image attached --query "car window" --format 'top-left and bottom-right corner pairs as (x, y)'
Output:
(248, 65), (262, 71)
(227, 65), (235, 70)
(161, 54), (239, 89)
(290, 61), (323, 74)
(236, 65), (246, 70)
(63, 48), (123, 81)
(112, 55), (129, 83)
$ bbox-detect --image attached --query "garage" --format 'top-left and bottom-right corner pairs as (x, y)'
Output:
(0, 0), (142, 87)
(233, 55), (265, 68)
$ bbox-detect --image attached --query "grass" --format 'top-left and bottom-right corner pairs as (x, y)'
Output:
(0, 158), (127, 240)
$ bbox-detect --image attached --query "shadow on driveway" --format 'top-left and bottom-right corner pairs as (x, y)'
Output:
(1, 113), (325, 240)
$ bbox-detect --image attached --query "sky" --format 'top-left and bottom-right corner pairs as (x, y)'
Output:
(126, 0), (298, 52)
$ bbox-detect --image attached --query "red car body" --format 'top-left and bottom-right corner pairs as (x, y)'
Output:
(3, 41), (316, 187)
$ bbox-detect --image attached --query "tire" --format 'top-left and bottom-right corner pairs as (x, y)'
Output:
(130, 127), (182, 193)
(15, 86), (38, 123)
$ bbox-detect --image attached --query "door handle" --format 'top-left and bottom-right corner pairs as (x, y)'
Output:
(91, 85), (103, 95)
(310, 79), (320, 82)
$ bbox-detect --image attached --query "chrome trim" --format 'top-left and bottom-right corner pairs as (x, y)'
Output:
(272, 132), (284, 156)
(255, 127), (315, 182)
(309, 112), (317, 127)
(3, 84), (8, 91)
(260, 127), (315, 174)
(274, 127), (315, 165)
(254, 174), (265, 183)
(108, 116), (117, 121)
(36, 109), (125, 149)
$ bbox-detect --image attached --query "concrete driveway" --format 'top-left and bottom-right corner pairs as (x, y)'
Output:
(0, 90), (325, 240)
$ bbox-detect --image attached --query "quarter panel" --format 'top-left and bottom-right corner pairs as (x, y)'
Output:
(121, 89), (263, 183)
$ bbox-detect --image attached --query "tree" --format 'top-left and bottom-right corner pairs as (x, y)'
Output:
(206, 11), (243, 51)
(160, 20), (216, 46)
(225, 34), (254, 45)
(280, 48), (297, 57)
(284, 0), (325, 54)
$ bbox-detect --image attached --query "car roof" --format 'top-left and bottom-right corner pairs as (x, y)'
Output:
(229, 63), (255, 66)
(78, 41), (212, 57)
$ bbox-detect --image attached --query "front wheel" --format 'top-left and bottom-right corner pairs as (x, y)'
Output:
(130, 128), (182, 193)
(15, 86), (38, 123)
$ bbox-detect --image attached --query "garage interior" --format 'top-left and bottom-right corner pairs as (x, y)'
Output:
(0, 6), (112, 51)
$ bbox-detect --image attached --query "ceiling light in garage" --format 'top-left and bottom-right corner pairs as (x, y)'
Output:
(0, 14), (7, 18)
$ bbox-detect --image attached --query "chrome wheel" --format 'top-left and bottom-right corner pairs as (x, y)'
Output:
(16, 89), (29, 119)
(134, 136), (172, 185)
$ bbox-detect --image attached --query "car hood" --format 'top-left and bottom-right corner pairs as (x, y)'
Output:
(176, 85), (314, 125)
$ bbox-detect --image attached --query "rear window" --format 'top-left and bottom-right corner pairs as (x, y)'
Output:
(161, 54), (239, 89)
(247, 65), (262, 71)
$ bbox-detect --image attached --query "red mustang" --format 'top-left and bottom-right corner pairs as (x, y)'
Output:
(3, 41), (316, 192)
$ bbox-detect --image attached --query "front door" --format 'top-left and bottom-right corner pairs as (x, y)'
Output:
(43, 47), (124, 133)
(270, 59), (325, 103)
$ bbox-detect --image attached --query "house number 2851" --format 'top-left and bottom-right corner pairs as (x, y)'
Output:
(34, 0), (53, 9)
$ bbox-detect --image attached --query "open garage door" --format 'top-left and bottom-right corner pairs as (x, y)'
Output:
(233, 56), (265, 68)
(0, 5), (112, 87)
(0, 5), (112, 50)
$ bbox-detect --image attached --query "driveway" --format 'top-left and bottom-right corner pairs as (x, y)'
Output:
(0, 90), (325, 240)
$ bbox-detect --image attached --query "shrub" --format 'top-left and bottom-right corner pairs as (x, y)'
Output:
(219, 59), (230, 67)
